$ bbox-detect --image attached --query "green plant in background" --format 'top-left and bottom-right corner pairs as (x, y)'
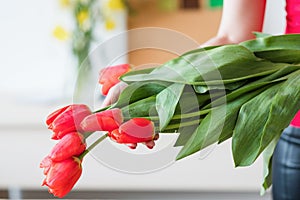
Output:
(53, 0), (128, 94)
(72, 0), (96, 72)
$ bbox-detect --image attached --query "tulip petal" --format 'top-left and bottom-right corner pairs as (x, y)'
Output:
(99, 64), (130, 95)
(42, 157), (82, 198)
(50, 132), (86, 162)
(48, 104), (91, 140)
(109, 129), (147, 144)
(108, 118), (156, 144)
(80, 109), (123, 132)
(119, 118), (155, 141)
(94, 108), (123, 125)
(40, 156), (52, 175)
(46, 105), (70, 126)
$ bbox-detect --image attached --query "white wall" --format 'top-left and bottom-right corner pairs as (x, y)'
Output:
(0, 0), (72, 99)
(0, 0), (127, 100)
(263, 0), (286, 34)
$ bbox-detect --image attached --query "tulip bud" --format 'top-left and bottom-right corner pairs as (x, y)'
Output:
(99, 64), (130, 95)
(46, 104), (91, 140)
(108, 118), (156, 148)
(40, 156), (52, 175)
(46, 105), (69, 126)
(41, 157), (82, 198)
(119, 118), (155, 142)
(80, 108), (123, 132)
(126, 143), (138, 149)
(50, 132), (86, 162)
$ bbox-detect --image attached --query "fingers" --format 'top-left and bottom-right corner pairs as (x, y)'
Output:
(101, 82), (128, 108)
(199, 36), (234, 48)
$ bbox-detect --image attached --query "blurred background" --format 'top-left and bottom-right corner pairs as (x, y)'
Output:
(0, 0), (285, 199)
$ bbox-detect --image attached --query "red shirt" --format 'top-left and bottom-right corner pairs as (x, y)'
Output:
(285, 0), (300, 33)
(285, 0), (300, 127)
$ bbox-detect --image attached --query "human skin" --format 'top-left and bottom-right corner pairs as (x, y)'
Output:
(201, 0), (266, 46)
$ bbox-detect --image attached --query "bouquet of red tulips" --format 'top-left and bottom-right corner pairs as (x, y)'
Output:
(41, 34), (300, 198)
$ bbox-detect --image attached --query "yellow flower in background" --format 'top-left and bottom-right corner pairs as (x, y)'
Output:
(105, 19), (116, 30)
(107, 0), (125, 10)
(53, 26), (69, 41)
(59, 0), (71, 7)
(77, 10), (89, 26)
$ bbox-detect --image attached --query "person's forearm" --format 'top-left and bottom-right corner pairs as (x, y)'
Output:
(218, 0), (267, 42)
(202, 0), (266, 47)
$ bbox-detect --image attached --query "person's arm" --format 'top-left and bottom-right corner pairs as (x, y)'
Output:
(202, 0), (267, 46)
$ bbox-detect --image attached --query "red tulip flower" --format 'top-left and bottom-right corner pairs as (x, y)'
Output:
(40, 156), (52, 176)
(50, 132), (86, 162)
(40, 156), (82, 198)
(99, 64), (131, 95)
(46, 104), (91, 140)
(80, 108), (123, 132)
(46, 105), (69, 126)
(108, 118), (157, 149)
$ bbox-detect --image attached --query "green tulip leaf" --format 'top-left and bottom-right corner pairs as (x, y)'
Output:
(156, 83), (185, 131)
(176, 88), (264, 160)
(233, 71), (300, 166)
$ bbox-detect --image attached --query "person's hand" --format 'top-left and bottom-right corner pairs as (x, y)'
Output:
(101, 81), (128, 108)
(200, 35), (234, 48)
(98, 64), (131, 108)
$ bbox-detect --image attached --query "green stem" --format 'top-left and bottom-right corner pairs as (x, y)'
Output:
(123, 116), (159, 121)
(156, 118), (202, 133)
(79, 133), (108, 159)
(172, 108), (212, 120)
(123, 108), (212, 122)
(83, 132), (94, 139)
(93, 105), (111, 114)
(165, 119), (201, 130)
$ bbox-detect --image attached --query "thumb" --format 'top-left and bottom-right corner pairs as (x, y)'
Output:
(101, 82), (128, 108)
